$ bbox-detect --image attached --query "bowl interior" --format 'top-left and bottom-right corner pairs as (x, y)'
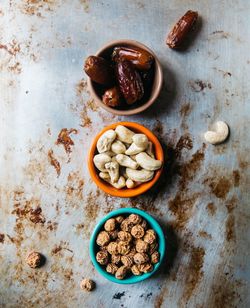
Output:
(89, 208), (166, 284)
(88, 122), (164, 198)
(88, 40), (163, 115)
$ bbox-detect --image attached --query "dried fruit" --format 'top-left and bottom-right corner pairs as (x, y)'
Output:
(84, 55), (113, 85)
(131, 264), (142, 276)
(128, 214), (142, 225)
(115, 265), (128, 280)
(111, 254), (121, 265)
(96, 231), (110, 247)
(117, 241), (131, 255)
(80, 278), (95, 291)
(116, 60), (144, 104)
(138, 263), (154, 273)
(166, 10), (198, 49)
(106, 263), (118, 274)
(102, 87), (122, 107)
(133, 252), (149, 265)
(107, 242), (119, 255)
(135, 239), (149, 253)
(96, 251), (109, 265)
(151, 251), (160, 264)
(121, 255), (134, 268)
(26, 251), (45, 268)
(118, 231), (132, 243)
(112, 46), (154, 70)
(104, 218), (116, 232)
(143, 229), (156, 244)
(131, 225), (145, 239)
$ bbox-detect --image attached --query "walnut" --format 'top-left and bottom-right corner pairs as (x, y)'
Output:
(131, 264), (142, 276)
(117, 241), (131, 255)
(96, 231), (110, 247)
(111, 254), (121, 265)
(80, 278), (95, 291)
(138, 263), (153, 273)
(115, 215), (125, 224)
(131, 225), (145, 239)
(128, 214), (142, 225)
(120, 218), (134, 232)
(109, 230), (118, 240)
(115, 266), (128, 280)
(121, 255), (134, 268)
(140, 219), (147, 229)
(107, 242), (119, 255)
(118, 231), (132, 243)
(96, 251), (109, 265)
(104, 218), (116, 232)
(143, 229), (156, 244)
(151, 251), (160, 264)
(148, 242), (158, 255)
(133, 252), (149, 265)
(26, 252), (45, 268)
(106, 263), (118, 275)
(135, 239), (149, 253)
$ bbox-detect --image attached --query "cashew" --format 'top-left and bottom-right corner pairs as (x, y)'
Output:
(126, 178), (135, 189)
(116, 154), (139, 170)
(115, 125), (135, 144)
(135, 152), (162, 171)
(204, 121), (229, 145)
(93, 153), (111, 172)
(105, 161), (119, 183)
(126, 168), (154, 183)
(125, 142), (147, 155)
(111, 140), (126, 154)
(146, 141), (155, 158)
(132, 134), (149, 148)
(97, 129), (116, 153)
(100, 173), (126, 189)
(99, 172), (110, 180)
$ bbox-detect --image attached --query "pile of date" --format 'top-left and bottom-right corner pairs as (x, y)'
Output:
(84, 46), (155, 109)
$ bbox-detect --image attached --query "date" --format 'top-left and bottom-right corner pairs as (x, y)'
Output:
(84, 56), (113, 85)
(112, 46), (154, 70)
(116, 60), (144, 105)
(166, 10), (198, 49)
(102, 87), (122, 107)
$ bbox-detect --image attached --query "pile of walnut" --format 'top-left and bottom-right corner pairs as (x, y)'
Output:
(93, 125), (162, 189)
(95, 213), (160, 279)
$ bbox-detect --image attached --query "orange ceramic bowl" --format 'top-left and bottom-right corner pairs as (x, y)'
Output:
(88, 122), (164, 198)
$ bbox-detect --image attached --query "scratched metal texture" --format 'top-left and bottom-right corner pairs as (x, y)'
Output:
(0, 0), (250, 307)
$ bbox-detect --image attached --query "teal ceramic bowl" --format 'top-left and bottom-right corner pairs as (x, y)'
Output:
(89, 208), (166, 284)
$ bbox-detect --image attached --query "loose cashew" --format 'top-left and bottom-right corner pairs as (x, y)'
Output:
(105, 161), (119, 183)
(126, 168), (154, 183)
(135, 152), (162, 171)
(204, 121), (229, 145)
(126, 178), (135, 189)
(116, 154), (139, 170)
(100, 172), (126, 189)
(93, 153), (111, 172)
(132, 134), (149, 148)
(146, 141), (155, 158)
(111, 140), (126, 154)
(97, 129), (116, 153)
(125, 142), (147, 155)
(115, 125), (135, 144)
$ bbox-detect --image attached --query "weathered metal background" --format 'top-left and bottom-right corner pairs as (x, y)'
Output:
(0, 0), (250, 307)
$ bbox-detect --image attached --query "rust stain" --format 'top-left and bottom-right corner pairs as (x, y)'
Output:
(198, 230), (212, 239)
(206, 202), (216, 216)
(175, 135), (193, 157)
(80, 105), (92, 127)
(152, 120), (164, 139)
(46, 220), (58, 231)
(20, 0), (59, 17)
(206, 176), (231, 199)
(154, 285), (168, 308)
(56, 128), (78, 153)
(86, 99), (99, 111)
(0, 40), (21, 56)
(188, 80), (212, 92)
(225, 214), (235, 242)
(51, 244), (73, 256)
(75, 79), (87, 96)
(48, 149), (61, 177)
(66, 171), (84, 200)
(232, 170), (240, 187)
(8, 62), (22, 74)
(179, 102), (192, 118)
(0, 233), (5, 243)
(225, 196), (237, 213)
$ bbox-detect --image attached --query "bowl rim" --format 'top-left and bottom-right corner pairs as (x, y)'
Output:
(87, 39), (163, 116)
(87, 121), (164, 198)
(89, 208), (166, 284)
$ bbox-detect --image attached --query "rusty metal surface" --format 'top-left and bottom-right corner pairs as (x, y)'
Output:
(0, 0), (250, 307)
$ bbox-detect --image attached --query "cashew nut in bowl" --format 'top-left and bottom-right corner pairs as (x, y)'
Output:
(105, 161), (119, 183)
(116, 154), (139, 170)
(132, 134), (149, 148)
(115, 125), (135, 144)
(146, 141), (155, 158)
(204, 121), (229, 145)
(103, 150), (116, 157)
(125, 142), (146, 155)
(126, 168), (154, 183)
(94, 153), (112, 172)
(135, 152), (162, 171)
(100, 172), (126, 189)
(126, 178), (135, 189)
(111, 140), (126, 154)
(99, 172), (110, 180)
(97, 129), (116, 153)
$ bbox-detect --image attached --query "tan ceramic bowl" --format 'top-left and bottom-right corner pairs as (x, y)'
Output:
(87, 40), (163, 116)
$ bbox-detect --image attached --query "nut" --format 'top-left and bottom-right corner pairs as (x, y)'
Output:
(115, 265), (128, 280)
(111, 140), (127, 154)
(96, 231), (110, 247)
(116, 154), (139, 170)
(138, 263), (154, 273)
(106, 263), (118, 275)
(204, 121), (229, 145)
(126, 178), (135, 188)
(143, 229), (157, 244)
(151, 251), (160, 264)
(131, 264), (142, 276)
(105, 161), (120, 183)
(120, 218), (134, 232)
(115, 215), (125, 224)
(107, 242), (119, 255)
(115, 125), (135, 144)
(118, 231), (132, 243)
(84, 55), (113, 85)
(128, 214), (142, 225)
(135, 239), (149, 253)
(121, 255), (134, 267)
(133, 252), (149, 265)
(26, 251), (45, 268)
(104, 218), (116, 232)
(132, 134), (149, 149)
(125, 142), (147, 156)
(117, 241), (131, 255)
(93, 153), (112, 172)
(166, 10), (198, 49)
(96, 251), (109, 265)
(126, 168), (154, 183)
(102, 87), (122, 107)
(96, 129), (116, 153)
(80, 278), (95, 292)
(111, 254), (121, 265)
(135, 152), (162, 171)
(131, 225), (145, 239)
